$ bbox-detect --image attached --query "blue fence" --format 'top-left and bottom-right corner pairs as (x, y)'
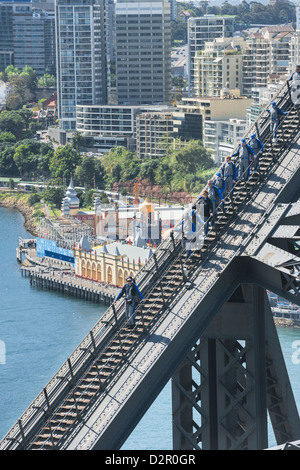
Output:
(36, 238), (75, 266)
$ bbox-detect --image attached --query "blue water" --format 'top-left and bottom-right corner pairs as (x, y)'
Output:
(0, 206), (299, 450)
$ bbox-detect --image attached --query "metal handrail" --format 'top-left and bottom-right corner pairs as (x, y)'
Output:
(1, 83), (298, 450)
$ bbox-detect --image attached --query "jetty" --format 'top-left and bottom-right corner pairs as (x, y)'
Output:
(21, 266), (117, 305)
(18, 237), (118, 305)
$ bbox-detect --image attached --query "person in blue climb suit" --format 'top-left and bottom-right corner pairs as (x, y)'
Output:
(213, 171), (226, 212)
(206, 178), (225, 224)
(221, 155), (237, 202)
(266, 101), (287, 143)
(115, 276), (144, 328)
(197, 189), (214, 236)
(231, 138), (255, 182)
(248, 133), (263, 174)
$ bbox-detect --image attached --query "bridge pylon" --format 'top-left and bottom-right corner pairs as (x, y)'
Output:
(172, 284), (300, 450)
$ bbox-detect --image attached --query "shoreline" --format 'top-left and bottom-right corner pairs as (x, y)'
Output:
(273, 317), (300, 328)
(0, 192), (39, 236)
(1, 193), (300, 326)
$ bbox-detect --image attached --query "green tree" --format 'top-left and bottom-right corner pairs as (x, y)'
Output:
(155, 139), (215, 193)
(139, 159), (159, 185)
(38, 73), (56, 87)
(49, 144), (82, 181)
(154, 161), (174, 189)
(0, 132), (16, 143)
(13, 143), (37, 176)
(74, 155), (105, 189)
(0, 109), (33, 139)
(0, 110), (26, 139)
(20, 66), (38, 93)
(5, 65), (20, 79)
(0, 146), (19, 176)
(102, 146), (139, 186)
(42, 185), (65, 209)
(170, 140), (213, 176)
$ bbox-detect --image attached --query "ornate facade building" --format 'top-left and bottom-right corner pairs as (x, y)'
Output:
(73, 239), (153, 287)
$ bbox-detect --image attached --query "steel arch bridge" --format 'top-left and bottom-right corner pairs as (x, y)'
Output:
(1, 83), (300, 451)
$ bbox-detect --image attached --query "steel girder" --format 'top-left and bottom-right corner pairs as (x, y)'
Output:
(172, 284), (300, 450)
(172, 198), (300, 450)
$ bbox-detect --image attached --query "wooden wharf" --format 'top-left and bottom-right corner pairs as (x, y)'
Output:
(21, 267), (118, 305)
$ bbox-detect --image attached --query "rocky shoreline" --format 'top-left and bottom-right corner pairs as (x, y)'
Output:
(273, 317), (300, 328)
(0, 193), (39, 236)
(1, 192), (300, 329)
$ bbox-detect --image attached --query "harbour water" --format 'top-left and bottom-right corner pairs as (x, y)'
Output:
(0, 206), (299, 450)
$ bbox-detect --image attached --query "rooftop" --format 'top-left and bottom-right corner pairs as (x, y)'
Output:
(94, 241), (153, 264)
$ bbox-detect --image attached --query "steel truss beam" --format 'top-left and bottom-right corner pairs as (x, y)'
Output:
(172, 284), (300, 450)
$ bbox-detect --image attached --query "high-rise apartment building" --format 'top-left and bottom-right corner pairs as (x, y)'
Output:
(115, 0), (171, 106)
(0, 3), (14, 71)
(242, 25), (294, 96)
(136, 109), (173, 159)
(194, 37), (245, 98)
(290, 30), (300, 72)
(55, 0), (107, 130)
(187, 15), (235, 96)
(0, 1), (56, 76)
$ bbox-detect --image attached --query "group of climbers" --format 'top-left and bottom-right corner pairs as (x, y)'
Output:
(171, 86), (295, 262)
(114, 70), (300, 328)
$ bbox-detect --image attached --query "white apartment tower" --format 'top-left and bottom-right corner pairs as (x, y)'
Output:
(243, 25), (294, 96)
(115, 0), (171, 106)
(187, 15), (235, 96)
(194, 38), (245, 98)
(55, 0), (108, 131)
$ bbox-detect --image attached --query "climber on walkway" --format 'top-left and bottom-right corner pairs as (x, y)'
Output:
(115, 276), (144, 328)
(220, 155), (237, 202)
(231, 138), (255, 182)
(248, 133), (264, 174)
(266, 101), (287, 143)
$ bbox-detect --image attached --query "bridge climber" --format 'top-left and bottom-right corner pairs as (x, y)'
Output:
(0, 81), (300, 451)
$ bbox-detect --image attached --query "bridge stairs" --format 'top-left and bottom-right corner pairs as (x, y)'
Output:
(0, 84), (300, 450)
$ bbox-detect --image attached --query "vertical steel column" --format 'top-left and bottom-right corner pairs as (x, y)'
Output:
(172, 359), (194, 450)
(171, 284), (283, 450)
(172, 340), (210, 450)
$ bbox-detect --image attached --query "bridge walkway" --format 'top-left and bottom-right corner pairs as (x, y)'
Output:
(0, 84), (299, 450)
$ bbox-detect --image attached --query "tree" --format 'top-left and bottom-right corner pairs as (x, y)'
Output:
(170, 139), (213, 174)
(5, 65), (20, 80)
(0, 132), (16, 143)
(0, 146), (19, 176)
(20, 66), (38, 93)
(42, 185), (65, 209)
(38, 73), (56, 87)
(102, 146), (139, 186)
(49, 144), (82, 181)
(0, 109), (33, 139)
(74, 156), (105, 189)
(155, 139), (215, 193)
(13, 143), (37, 176)
(139, 159), (159, 185)
(154, 161), (174, 189)
(71, 131), (85, 151)
(0, 110), (26, 139)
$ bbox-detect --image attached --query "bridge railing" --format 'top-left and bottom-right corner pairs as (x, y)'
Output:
(0, 215), (185, 449)
(1, 82), (299, 450)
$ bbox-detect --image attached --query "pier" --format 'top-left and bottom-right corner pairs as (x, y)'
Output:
(16, 237), (36, 263)
(21, 266), (117, 305)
